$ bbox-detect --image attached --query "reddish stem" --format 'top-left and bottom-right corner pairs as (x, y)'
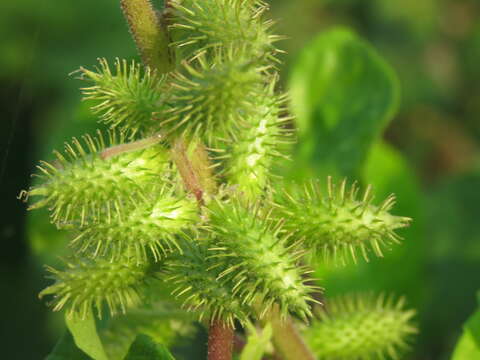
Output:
(270, 315), (315, 360)
(100, 133), (162, 160)
(170, 139), (233, 358)
(207, 320), (234, 360)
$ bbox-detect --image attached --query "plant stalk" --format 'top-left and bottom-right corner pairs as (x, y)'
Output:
(170, 138), (216, 203)
(100, 132), (163, 159)
(120, 0), (174, 73)
(268, 309), (316, 360)
(208, 320), (234, 360)
(171, 138), (233, 359)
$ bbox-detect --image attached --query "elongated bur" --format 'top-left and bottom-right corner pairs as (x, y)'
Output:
(72, 187), (199, 264)
(165, 241), (252, 328)
(40, 256), (152, 319)
(274, 177), (411, 265)
(155, 52), (265, 143)
(207, 199), (319, 321)
(305, 293), (417, 360)
(223, 84), (293, 198)
(170, 0), (277, 60)
(77, 58), (168, 137)
(23, 132), (170, 226)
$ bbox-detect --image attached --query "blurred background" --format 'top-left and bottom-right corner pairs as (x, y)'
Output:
(1, 0), (479, 359)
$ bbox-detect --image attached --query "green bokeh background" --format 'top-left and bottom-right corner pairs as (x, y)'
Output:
(1, 0), (480, 359)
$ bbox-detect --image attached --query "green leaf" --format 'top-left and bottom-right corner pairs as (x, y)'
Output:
(452, 306), (480, 360)
(124, 334), (176, 360)
(45, 331), (92, 360)
(99, 304), (196, 360)
(289, 27), (400, 178)
(451, 332), (480, 360)
(66, 311), (109, 360)
(240, 323), (273, 360)
(465, 307), (480, 350)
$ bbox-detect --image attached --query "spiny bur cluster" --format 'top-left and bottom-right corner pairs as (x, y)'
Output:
(22, 0), (417, 358)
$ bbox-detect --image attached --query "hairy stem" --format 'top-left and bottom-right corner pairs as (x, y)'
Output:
(100, 132), (163, 159)
(120, 0), (174, 73)
(171, 138), (233, 359)
(208, 321), (234, 360)
(268, 309), (316, 360)
(170, 138), (216, 203)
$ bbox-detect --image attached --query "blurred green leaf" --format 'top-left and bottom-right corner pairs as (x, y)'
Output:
(422, 172), (480, 350)
(452, 332), (480, 360)
(66, 311), (109, 360)
(45, 331), (92, 360)
(362, 141), (426, 295)
(289, 27), (400, 178)
(124, 334), (176, 360)
(452, 301), (480, 360)
(99, 303), (195, 360)
(240, 323), (273, 360)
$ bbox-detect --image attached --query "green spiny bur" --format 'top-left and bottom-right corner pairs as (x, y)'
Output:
(224, 84), (293, 198)
(305, 293), (417, 360)
(207, 199), (319, 321)
(165, 241), (252, 327)
(24, 131), (170, 226)
(155, 52), (265, 143)
(77, 58), (168, 138)
(71, 187), (199, 264)
(170, 0), (276, 60)
(274, 177), (411, 265)
(40, 256), (153, 319)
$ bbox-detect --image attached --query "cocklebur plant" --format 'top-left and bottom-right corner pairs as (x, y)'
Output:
(21, 0), (417, 359)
